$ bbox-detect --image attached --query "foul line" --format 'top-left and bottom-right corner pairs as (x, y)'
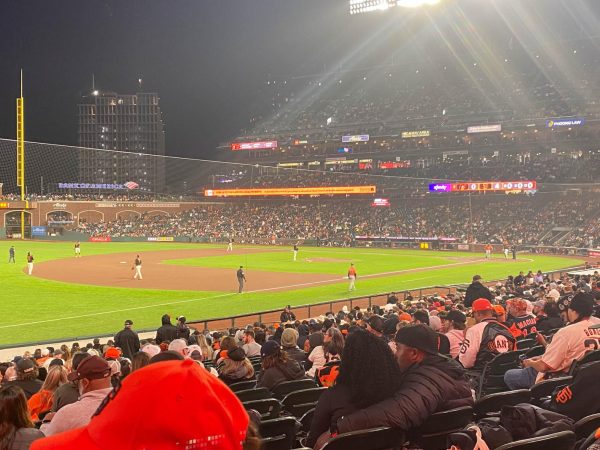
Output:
(1, 258), (488, 330)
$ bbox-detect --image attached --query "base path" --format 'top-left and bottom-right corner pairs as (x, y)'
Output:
(31, 247), (336, 292)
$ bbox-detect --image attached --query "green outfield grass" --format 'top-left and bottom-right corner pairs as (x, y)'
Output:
(0, 241), (583, 346)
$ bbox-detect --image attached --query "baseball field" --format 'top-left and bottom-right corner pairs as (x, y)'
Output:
(0, 241), (583, 346)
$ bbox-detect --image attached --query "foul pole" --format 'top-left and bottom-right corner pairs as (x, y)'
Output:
(16, 70), (26, 238)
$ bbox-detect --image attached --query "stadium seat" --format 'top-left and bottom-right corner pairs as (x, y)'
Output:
(529, 376), (572, 406)
(272, 379), (317, 399)
(474, 389), (531, 420)
(320, 427), (405, 450)
(259, 417), (300, 450)
(281, 387), (327, 418)
(477, 351), (523, 398)
(575, 413), (600, 441)
(516, 338), (537, 350)
(524, 345), (545, 359)
(568, 350), (600, 376)
(494, 430), (576, 450)
(243, 398), (282, 420)
(229, 380), (257, 392)
(411, 406), (474, 450)
(299, 407), (315, 433)
(235, 387), (271, 402)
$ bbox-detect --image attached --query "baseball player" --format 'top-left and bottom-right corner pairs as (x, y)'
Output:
(133, 255), (143, 280)
(237, 266), (246, 293)
(227, 238), (234, 252)
(74, 241), (81, 257)
(293, 244), (299, 261)
(8, 246), (15, 263)
(27, 252), (34, 275)
(504, 245), (510, 259)
(484, 244), (493, 259)
(347, 263), (357, 291)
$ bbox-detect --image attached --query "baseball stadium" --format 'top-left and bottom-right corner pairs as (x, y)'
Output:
(1, 1), (600, 449)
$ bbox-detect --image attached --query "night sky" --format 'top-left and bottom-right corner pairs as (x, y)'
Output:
(0, 0), (597, 159)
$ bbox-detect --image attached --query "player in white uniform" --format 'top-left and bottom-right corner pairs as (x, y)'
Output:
(133, 255), (143, 280)
(504, 246), (510, 259)
(227, 238), (233, 252)
(74, 241), (81, 257)
(293, 244), (298, 261)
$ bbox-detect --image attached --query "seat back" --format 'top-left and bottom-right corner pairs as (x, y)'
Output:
(494, 430), (576, 450)
(412, 406), (474, 450)
(243, 398), (282, 420)
(478, 351), (522, 398)
(235, 387), (271, 402)
(524, 346), (545, 358)
(272, 378), (317, 398)
(260, 417), (300, 450)
(299, 407), (316, 433)
(569, 350), (600, 376)
(475, 390), (531, 419)
(281, 387), (327, 417)
(229, 380), (257, 392)
(517, 338), (537, 350)
(321, 427), (404, 450)
(575, 413), (600, 440)
(529, 376), (572, 405)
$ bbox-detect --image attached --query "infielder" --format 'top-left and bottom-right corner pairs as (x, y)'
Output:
(347, 263), (357, 291)
(484, 244), (493, 259)
(237, 266), (246, 293)
(133, 255), (143, 280)
(293, 244), (298, 261)
(504, 246), (510, 259)
(227, 238), (234, 252)
(27, 252), (34, 275)
(74, 241), (81, 257)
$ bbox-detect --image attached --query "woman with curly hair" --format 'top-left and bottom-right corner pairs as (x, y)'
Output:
(306, 329), (402, 449)
(0, 385), (44, 450)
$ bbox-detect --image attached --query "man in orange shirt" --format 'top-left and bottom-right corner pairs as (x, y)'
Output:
(347, 263), (357, 291)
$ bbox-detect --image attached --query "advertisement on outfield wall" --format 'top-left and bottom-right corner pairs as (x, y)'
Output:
(231, 141), (278, 151)
(204, 186), (376, 197)
(457, 244), (470, 251)
(147, 237), (174, 242)
(467, 124), (502, 134)
(31, 226), (47, 237)
(546, 117), (585, 128)
(89, 236), (111, 242)
(342, 134), (369, 143)
(588, 250), (600, 258)
(401, 130), (430, 138)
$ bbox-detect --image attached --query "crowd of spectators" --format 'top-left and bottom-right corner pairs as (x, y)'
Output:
(76, 193), (599, 248)
(1, 270), (599, 449)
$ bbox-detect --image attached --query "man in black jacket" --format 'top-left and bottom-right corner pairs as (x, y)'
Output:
(336, 325), (473, 434)
(464, 275), (494, 307)
(114, 319), (140, 360)
(280, 305), (296, 323)
(155, 314), (178, 344)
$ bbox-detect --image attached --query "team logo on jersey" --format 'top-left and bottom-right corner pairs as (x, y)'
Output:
(488, 335), (511, 353)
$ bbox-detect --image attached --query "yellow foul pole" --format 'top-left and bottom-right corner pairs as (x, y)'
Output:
(16, 70), (26, 238)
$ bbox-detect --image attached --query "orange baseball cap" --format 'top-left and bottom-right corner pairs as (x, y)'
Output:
(472, 298), (494, 312)
(103, 347), (121, 360)
(493, 305), (506, 316)
(399, 313), (412, 322)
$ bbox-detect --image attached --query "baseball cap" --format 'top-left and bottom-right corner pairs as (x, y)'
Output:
(281, 328), (298, 348)
(444, 310), (467, 323)
(493, 305), (506, 316)
(398, 312), (412, 322)
(395, 324), (439, 355)
(367, 315), (384, 333)
(16, 358), (36, 374)
(124, 320), (133, 326)
(568, 292), (594, 317)
(261, 340), (280, 358)
(31, 360), (249, 450)
(472, 299), (494, 312)
(67, 355), (111, 382)
(508, 298), (527, 312)
(103, 347), (121, 360)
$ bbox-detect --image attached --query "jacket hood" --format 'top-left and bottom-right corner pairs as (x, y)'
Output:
(421, 354), (467, 380)
(161, 314), (172, 325)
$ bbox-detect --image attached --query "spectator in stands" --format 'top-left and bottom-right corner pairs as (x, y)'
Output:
(307, 330), (403, 449)
(114, 320), (140, 360)
(40, 356), (112, 436)
(535, 300), (564, 333)
(155, 314), (177, 345)
(50, 352), (89, 413)
(256, 341), (307, 391)
(458, 299), (516, 371)
(441, 310), (467, 358)
(506, 298), (538, 337)
(190, 334), (212, 361)
(504, 292), (600, 389)
(280, 328), (306, 363)
(336, 325), (473, 435)
(465, 275), (494, 307)
(175, 316), (191, 342)
(280, 305), (296, 323)
(5, 359), (42, 400)
(305, 321), (324, 354)
(307, 327), (344, 378)
(216, 344), (254, 385)
(30, 360), (260, 450)
(0, 385), (44, 449)
(130, 352), (150, 374)
(27, 366), (67, 422)
(242, 330), (262, 358)
(366, 315), (386, 341)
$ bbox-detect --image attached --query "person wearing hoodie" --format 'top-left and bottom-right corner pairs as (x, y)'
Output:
(256, 341), (307, 391)
(464, 275), (494, 308)
(336, 325), (474, 435)
(155, 314), (178, 345)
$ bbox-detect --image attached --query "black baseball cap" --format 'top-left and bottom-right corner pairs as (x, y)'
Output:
(124, 320), (134, 326)
(444, 310), (467, 324)
(568, 292), (594, 317)
(395, 324), (439, 355)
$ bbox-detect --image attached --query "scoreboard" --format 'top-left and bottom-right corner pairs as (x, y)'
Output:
(429, 181), (536, 193)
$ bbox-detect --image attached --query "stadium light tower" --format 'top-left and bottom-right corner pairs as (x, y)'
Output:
(349, 0), (440, 15)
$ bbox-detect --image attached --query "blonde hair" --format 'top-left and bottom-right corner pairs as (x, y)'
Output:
(196, 334), (212, 360)
(41, 366), (68, 393)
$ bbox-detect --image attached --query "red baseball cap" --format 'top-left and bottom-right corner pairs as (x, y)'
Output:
(103, 347), (121, 360)
(32, 359), (249, 450)
(472, 298), (494, 312)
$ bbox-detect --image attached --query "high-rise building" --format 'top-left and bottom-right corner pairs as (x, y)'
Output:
(78, 90), (166, 193)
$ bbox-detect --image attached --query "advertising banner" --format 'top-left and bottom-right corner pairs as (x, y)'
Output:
(401, 130), (430, 138)
(89, 236), (111, 242)
(546, 117), (585, 128)
(31, 226), (47, 237)
(204, 186), (376, 197)
(467, 124), (502, 134)
(341, 134), (369, 143)
(231, 141), (278, 151)
(147, 237), (174, 242)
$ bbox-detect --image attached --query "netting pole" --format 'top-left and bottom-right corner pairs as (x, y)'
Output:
(16, 70), (26, 239)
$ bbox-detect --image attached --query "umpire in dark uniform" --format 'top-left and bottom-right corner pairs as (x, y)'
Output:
(114, 319), (140, 360)
(237, 266), (246, 293)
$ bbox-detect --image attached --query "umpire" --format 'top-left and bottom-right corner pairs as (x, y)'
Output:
(237, 266), (246, 293)
(114, 319), (140, 360)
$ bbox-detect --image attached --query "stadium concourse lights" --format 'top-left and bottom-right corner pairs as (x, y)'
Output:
(349, 0), (440, 15)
